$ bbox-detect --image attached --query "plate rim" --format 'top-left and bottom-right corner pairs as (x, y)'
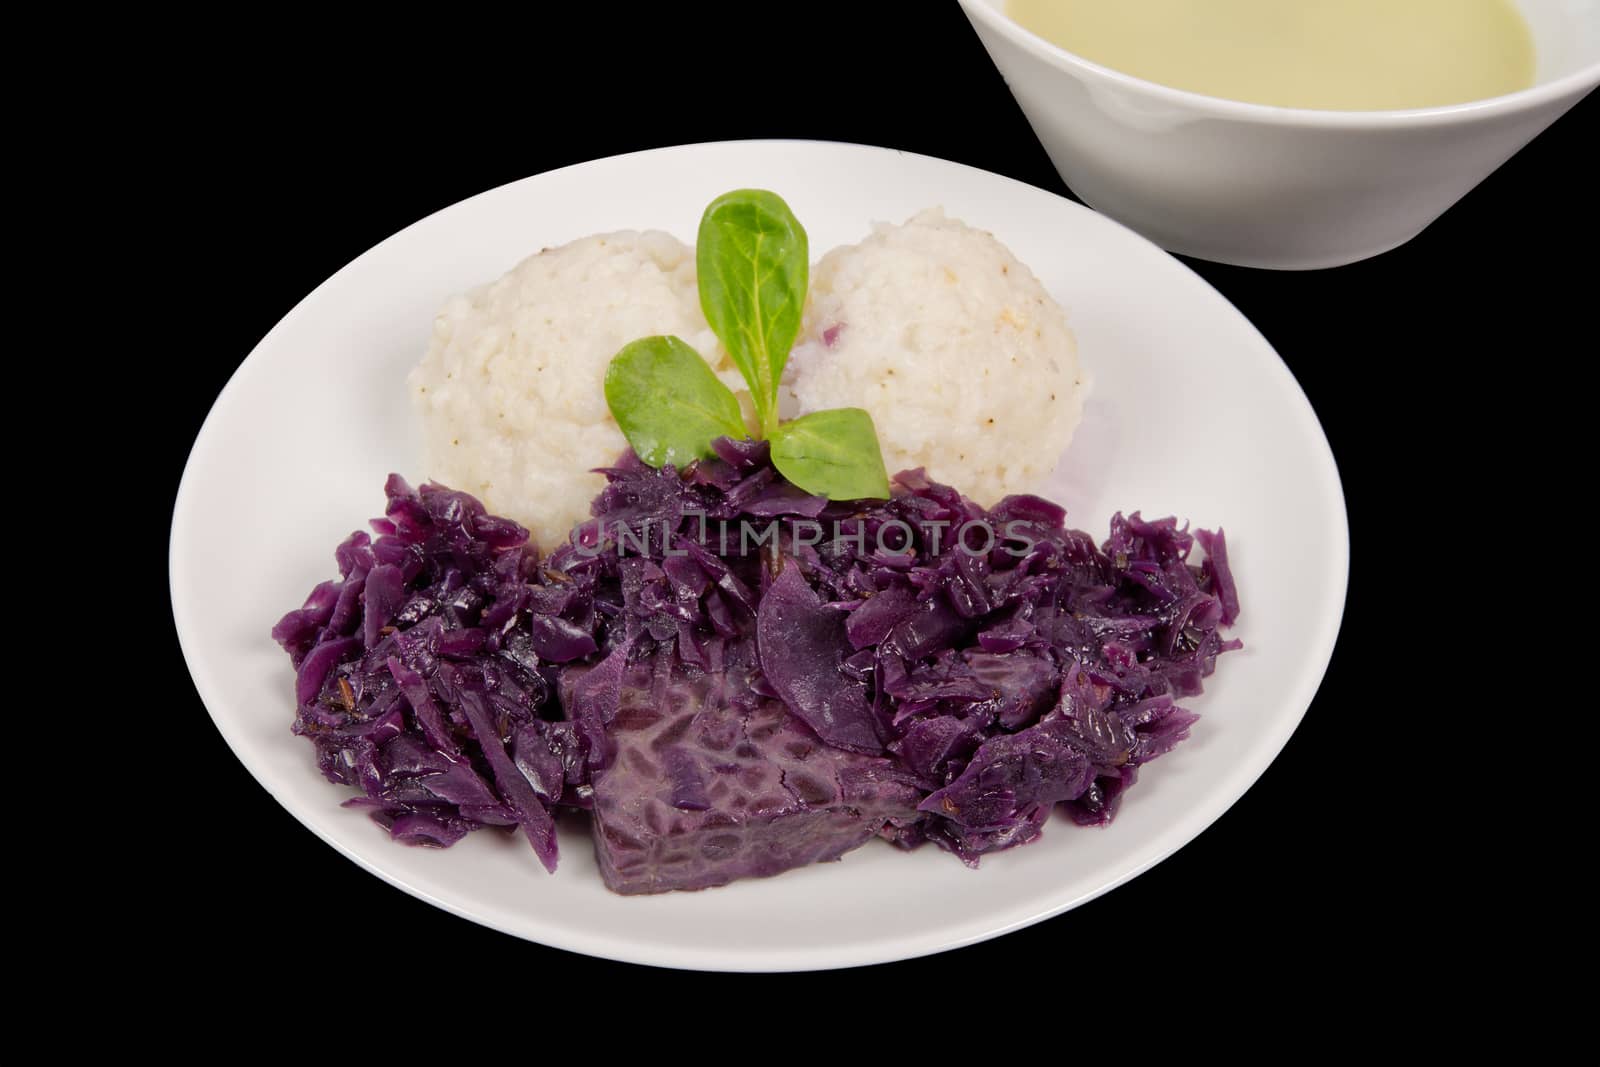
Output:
(170, 138), (1350, 971)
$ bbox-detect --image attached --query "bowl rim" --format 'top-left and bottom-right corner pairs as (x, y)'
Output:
(958, 0), (1600, 127)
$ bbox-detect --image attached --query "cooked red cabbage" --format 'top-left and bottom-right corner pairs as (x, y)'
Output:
(585, 659), (922, 894)
(271, 476), (569, 869)
(273, 441), (1240, 888)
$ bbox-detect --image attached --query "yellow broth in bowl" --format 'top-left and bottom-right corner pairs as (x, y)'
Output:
(1007, 0), (1535, 110)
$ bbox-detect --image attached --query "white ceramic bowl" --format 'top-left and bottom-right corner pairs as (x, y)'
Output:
(959, 0), (1600, 269)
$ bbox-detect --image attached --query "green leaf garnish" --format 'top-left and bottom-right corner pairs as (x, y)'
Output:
(696, 189), (808, 437)
(769, 408), (890, 501)
(603, 335), (746, 467)
(602, 190), (892, 502)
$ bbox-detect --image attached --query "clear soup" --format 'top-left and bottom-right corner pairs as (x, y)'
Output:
(1007, 0), (1536, 110)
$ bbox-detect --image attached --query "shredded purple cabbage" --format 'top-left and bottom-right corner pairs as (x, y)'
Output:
(273, 440), (1240, 883)
(270, 476), (569, 868)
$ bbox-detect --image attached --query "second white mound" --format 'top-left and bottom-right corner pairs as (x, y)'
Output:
(786, 209), (1085, 502)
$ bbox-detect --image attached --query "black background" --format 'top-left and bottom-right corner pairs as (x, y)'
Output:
(151, 4), (1589, 994)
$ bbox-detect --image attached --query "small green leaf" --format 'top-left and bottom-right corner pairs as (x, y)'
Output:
(696, 189), (808, 436)
(769, 408), (890, 501)
(604, 335), (747, 468)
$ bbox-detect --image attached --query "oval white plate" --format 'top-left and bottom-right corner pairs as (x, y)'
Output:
(171, 140), (1347, 971)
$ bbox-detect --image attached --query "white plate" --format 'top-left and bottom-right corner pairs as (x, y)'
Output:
(171, 140), (1347, 971)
